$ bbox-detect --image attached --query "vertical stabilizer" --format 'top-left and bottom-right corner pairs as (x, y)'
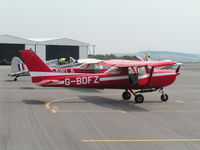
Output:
(20, 49), (52, 72)
(11, 57), (27, 73)
(20, 49), (53, 83)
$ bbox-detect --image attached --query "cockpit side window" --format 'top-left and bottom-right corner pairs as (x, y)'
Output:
(129, 67), (137, 74)
(137, 67), (146, 75)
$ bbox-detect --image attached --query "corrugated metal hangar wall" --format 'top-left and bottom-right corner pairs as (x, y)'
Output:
(0, 35), (89, 65)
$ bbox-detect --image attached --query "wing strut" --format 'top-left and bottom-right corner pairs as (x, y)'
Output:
(148, 66), (154, 86)
(176, 65), (181, 73)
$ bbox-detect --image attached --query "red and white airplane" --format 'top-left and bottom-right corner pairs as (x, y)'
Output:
(9, 53), (106, 81)
(20, 49), (181, 103)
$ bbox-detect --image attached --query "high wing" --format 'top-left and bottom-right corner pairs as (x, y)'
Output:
(99, 59), (177, 67)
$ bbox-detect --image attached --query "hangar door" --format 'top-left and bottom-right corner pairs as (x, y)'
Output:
(0, 43), (25, 65)
(46, 45), (79, 61)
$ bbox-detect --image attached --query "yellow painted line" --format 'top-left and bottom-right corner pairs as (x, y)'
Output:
(45, 97), (78, 110)
(150, 109), (200, 112)
(45, 94), (118, 110)
(176, 100), (184, 103)
(120, 110), (127, 114)
(44, 94), (121, 113)
(56, 109), (125, 113)
(81, 139), (200, 142)
(51, 109), (57, 113)
(45, 94), (127, 113)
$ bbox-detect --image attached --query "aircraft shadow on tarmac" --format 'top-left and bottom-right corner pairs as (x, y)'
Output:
(6, 79), (16, 82)
(22, 100), (46, 105)
(6, 79), (31, 82)
(68, 88), (102, 93)
(78, 95), (148, 112)
(20, 87), (36, 90)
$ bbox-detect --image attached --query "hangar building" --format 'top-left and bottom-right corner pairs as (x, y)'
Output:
(0, 35), (89, 65)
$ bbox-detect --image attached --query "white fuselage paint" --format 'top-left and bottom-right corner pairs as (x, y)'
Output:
(43, 72), (176, 86)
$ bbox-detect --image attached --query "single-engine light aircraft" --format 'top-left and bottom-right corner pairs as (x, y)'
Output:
(20, 49), (181, 103)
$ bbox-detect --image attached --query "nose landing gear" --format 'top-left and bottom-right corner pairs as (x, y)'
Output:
(159, 88), (169, 102)
(161, 94), (168, 101)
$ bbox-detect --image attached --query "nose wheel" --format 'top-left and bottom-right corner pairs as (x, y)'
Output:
(160, 88), (169, 102)
(161, 94), (168, 101)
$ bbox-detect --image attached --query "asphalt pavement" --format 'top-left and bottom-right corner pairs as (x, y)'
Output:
(0, 64), (200, 150)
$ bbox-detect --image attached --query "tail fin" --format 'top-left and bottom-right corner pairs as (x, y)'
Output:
(20, 49), (52, 72)
(11, 57), (27, 73)
(20, 49), (53, 83)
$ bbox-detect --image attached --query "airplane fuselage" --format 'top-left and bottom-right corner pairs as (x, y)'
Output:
(32, 69), (179, 90)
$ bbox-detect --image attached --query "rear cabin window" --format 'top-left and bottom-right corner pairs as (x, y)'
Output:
(79, 63), (96, 69)
(79, 63), (108, 70)
(106, 66), (122, 75)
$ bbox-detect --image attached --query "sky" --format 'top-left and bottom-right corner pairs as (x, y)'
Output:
(1, 0), (200, 54)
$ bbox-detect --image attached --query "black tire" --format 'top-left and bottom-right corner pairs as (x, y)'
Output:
(135, 94), (144, 103)
(122, 91), (131, 100)
(14, 78), (17, 81)
(161, 94), (168, 102)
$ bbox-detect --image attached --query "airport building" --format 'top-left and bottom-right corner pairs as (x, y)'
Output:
(0, 34), (90, 65)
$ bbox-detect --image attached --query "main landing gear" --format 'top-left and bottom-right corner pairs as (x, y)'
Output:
(122, 90), (131, 100)
(122, 88), (169, 103)
(122, 89), (144, 103)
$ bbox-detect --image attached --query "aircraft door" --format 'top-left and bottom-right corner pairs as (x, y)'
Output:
(137, 66), (148, 85)
(129, 67), (138, 85)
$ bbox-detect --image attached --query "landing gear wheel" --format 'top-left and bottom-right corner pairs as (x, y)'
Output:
(161, 94), (168, 102)
(135, 94), (144, 103)
(14, 78), (17, 81)
(122, 91), (131, 100)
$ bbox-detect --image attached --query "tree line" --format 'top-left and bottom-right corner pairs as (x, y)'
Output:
(88, 54), (138, 60)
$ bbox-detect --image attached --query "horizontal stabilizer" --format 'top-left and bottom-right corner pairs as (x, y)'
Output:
(8, 70), (29, 77)
(37, 80), (60, 86)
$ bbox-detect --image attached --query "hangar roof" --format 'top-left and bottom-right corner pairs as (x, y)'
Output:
(37, 38), (89, 46)
(0, 35), (89, 46)
(0, 34), (36, 44)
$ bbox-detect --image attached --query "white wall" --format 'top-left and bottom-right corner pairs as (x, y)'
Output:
(25, 44), (46, 60)
(79, 46), (88, 59)
(36, 45), (46, 61)
(25, 44), (36, 51)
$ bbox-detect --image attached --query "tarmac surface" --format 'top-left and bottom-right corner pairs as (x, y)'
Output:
(0, 64), (200, 150)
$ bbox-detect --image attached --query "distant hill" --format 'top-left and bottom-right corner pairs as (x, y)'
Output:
(139, 51), (200, 62)
(97, 51), (200, 62)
